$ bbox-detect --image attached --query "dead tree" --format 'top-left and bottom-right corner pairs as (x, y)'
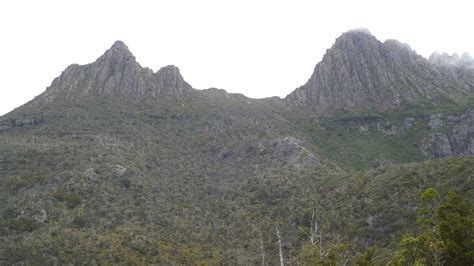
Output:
(300, 209), (329, 259)
(275, 227), (285, 266)
(253, 224), (266, 266)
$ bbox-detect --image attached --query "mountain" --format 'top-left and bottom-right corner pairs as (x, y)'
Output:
(37, 41), (192, 104)
(0, 31), (473, 264)
(286, 29), (474, 113)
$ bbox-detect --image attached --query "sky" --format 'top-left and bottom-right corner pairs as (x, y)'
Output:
(0, 0), (473, 115)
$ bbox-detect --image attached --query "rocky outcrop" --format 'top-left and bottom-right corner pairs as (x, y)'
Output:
(267, 137), (320, 168)
(38, 41), (193, 102)
(218, 136), (321, 169)
(32, 209), (48, 223)
(112, 165), (127, 177)
(0, 118), (44, 132)
(328, 115), (414, 135)
(83, 168), (98, 180)
(421, 110), (474, 158)
(286, 29), (474, 113)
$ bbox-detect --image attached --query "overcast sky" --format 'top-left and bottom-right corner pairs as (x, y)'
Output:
(0, 0), (473, 115)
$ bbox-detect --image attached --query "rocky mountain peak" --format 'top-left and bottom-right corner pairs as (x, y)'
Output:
(326, 29), (381, 64)
(94, 40), (137, 67)
(111, 40), (129, 51)
(150, 65), (193, 97)
(156, 65), (182, 77)
(383, 39), (412, 51)
(37, 41), (193, 102)
(286, 29), (474, 113)
(333, 29), (377, 46)
(341, 28), (373, 37)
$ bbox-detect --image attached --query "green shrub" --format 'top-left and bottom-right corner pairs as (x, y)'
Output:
(119, 178), (132, 188)
(72, 216), (87, 228)
(64, 193), (81, 209)
(7, 217), (36, 232)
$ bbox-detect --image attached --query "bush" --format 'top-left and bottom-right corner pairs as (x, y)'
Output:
(119, 178), (132, 189)
(7, 218), (37, 232)
(64, 193), (82, 209)
(72, 216), (87, 228)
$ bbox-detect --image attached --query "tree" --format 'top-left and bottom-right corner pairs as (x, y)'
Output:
(391, 188), (474, 265)
(296, 208), (350, 265)
(436, 192), (474, 264)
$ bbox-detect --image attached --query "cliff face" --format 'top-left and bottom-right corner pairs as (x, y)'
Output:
(37, 41), (193, 103)
(421, 110), (474, 158)
(286, 30), (474, 113)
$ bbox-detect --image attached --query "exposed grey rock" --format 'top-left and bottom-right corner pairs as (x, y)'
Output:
(17, 210), (25, 219)
(447, 115), (461, 123)
(83, 168), (98, 180)
(359, 124), (369, 132)
(0, 118), (44, 131)
(421, 132), (453, 158)
(376, 122), (398, 135)
(32, 209), (48, 223)
(12, 119), (44, 127)
(366, 214), (374, 228)
(421, 110), (474, 158)
(428, 114), (443, 130)
(403, 117), (415, 130)
(286, 30), (474, 112)
(268, 137), (321, 167)
(218, 137), (320, 169)
(112, 165), (127, 177)
(375, 159), (393, 168)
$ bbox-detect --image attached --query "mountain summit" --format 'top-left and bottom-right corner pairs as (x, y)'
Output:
(38, 41), (193, 103)
(286, 30), (474, 113)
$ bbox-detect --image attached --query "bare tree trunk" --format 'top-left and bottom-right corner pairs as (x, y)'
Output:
(275, 227), (284, 266)
(319, 230), (324, 260)
(310, 209), (319, 246)
(258, 227), (266, 266)
(253, 224), (266, 266)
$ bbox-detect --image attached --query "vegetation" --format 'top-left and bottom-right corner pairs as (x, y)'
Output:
(0, 94), (473, 264)
(391, 189), (474, 265)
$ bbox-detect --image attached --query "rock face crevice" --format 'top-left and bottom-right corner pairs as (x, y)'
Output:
(38, 41), (193, 102)
(286, 30), (474, 113)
